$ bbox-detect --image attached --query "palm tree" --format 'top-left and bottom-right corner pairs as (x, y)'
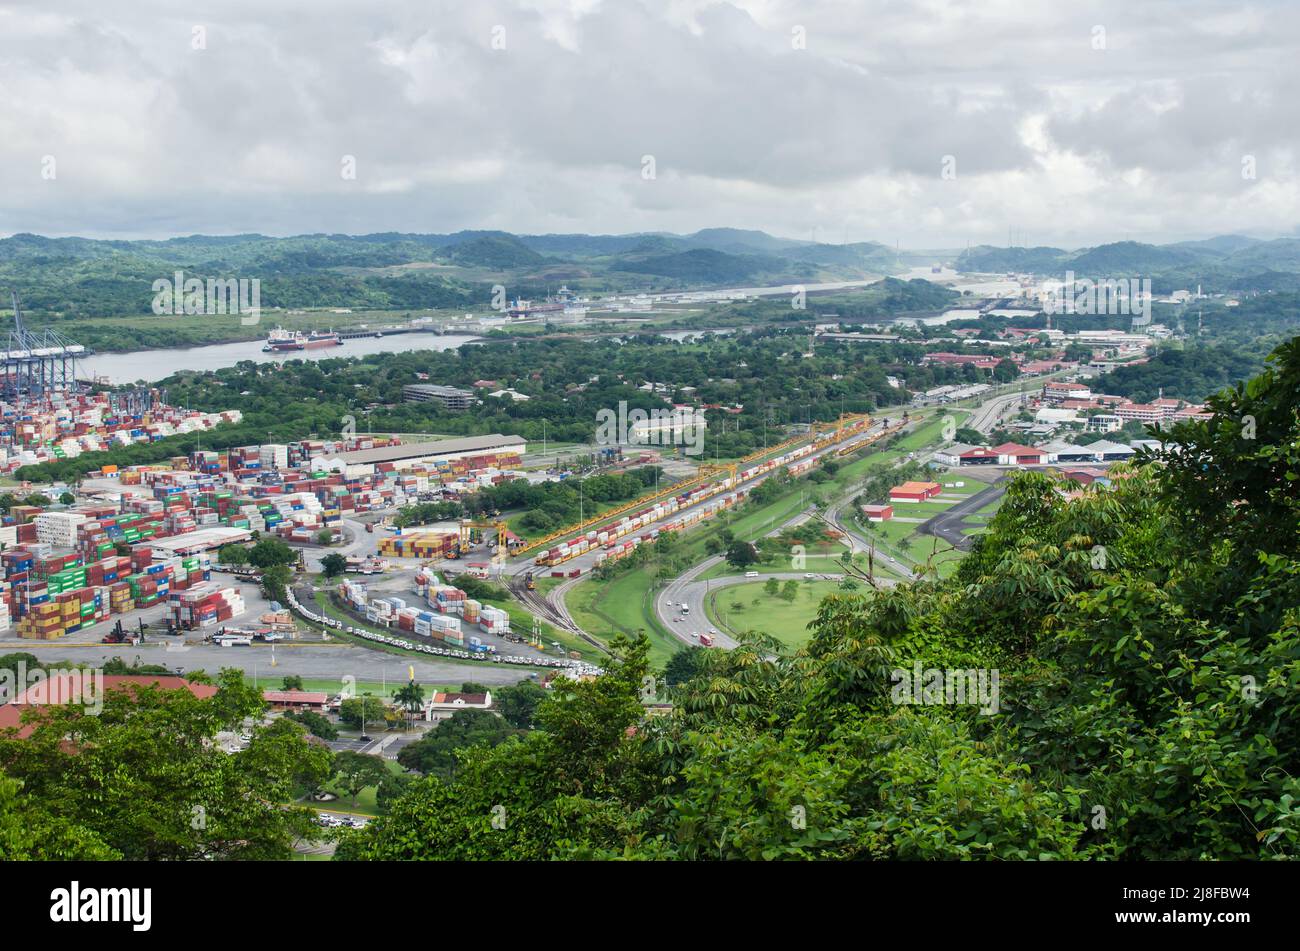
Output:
(393, 681), (425, 731)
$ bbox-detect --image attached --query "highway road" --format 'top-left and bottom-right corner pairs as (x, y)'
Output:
(13, 637), (540, 687)
(658, 566), (850, 649)
(963, 390), (1031, 434)
(823, 494), (917, 581)
(649, 418), (931, 645)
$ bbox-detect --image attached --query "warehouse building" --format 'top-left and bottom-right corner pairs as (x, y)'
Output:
(335, 434), (528, 475)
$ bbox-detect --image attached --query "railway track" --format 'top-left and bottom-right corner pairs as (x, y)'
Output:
(506, 570), (611, 655)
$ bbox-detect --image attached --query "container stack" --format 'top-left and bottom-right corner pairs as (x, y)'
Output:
(378, 532), (457, 559)
(479, 605), (510, 635)
(170, 584), (244, 629)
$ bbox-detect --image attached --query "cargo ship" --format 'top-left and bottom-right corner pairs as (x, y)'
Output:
(263, 328), (343, 352)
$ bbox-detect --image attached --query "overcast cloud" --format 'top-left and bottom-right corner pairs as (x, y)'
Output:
(0, 0), (1296, 247)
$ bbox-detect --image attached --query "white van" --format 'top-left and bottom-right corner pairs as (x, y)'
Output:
(744, 571), (759, 578)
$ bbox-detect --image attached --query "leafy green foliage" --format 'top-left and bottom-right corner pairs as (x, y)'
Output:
(0, 669), (332, 860)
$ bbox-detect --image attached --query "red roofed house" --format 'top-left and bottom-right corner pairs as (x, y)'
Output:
(992, 442), (1047, 466)
(423, 691), (493, 722)
(263, 689), (329, 712)
(923, 353), (1002, 371)
(889, 481), (942, 503)
(934, 444), (1001, 466)
(1021, 359), (1077, 376)
(862, 503), (894, 521)
(0, 672), (218, 739)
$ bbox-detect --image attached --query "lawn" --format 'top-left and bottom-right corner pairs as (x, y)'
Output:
(894, 410), (969, 452)
(705, 580), (846, 649)
(565, 566), (681, 668)
(315, 758), (407, 817)
(699, 551), (846, 580)
(251, 676), (461, 699)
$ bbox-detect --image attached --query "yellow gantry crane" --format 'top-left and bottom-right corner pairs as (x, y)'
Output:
(459, 519), (508, 556)
(696, 461), (738, 484)
(813, 412), (873, 445)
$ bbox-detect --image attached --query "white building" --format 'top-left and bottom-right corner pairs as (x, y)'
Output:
(1087, 414), (1123, 433)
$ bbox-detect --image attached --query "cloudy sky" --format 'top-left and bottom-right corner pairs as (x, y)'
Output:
(1, 0), (1296, 247)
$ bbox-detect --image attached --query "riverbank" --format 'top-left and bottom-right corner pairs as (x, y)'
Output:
(79, 332), (483, 384)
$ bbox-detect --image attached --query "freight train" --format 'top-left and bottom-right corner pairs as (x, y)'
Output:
(532, 418), (876, 569)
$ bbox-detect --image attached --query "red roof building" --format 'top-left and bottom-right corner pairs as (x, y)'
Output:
(923, 353), (1002, 370)
(862, 503), (894, 521)
(263, 689), (329, 711)
(0, 673), (218, 738)
(992, 442), (1047, 465)
(889, 481), (942, 502)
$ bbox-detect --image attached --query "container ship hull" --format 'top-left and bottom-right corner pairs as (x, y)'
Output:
(263, 330), (343, 352)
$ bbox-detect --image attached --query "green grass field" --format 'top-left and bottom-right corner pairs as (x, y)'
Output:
(894, 410), (970, 452)
(249, 676), (463, 699)
(705, 580), (844, 649)
(314, 758), (406, 817)
(565, 566), (681, 668)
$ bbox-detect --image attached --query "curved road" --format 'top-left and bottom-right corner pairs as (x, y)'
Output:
(655, 569), (847, 649)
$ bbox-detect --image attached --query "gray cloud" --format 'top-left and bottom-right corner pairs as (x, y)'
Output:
(0, 0), (1296, 245)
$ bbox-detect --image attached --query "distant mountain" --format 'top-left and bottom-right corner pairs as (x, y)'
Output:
(516, 233), (667, 257)
(1224, 238), (1300, 272)
(776, 240), (900, 272)
(955, 234), (1300, 293)
(1066, 241), (1201, 273)
(954, 245), (1069, 274)
(1166, 234), (1262, 255)
(611, 248), (783, 284)
(444, 234), (546, 269)
(680, 228), (807, 254)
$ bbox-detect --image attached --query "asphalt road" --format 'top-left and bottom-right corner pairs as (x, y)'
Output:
(964, 391), (1031, 434)
(660, 569), (848, 647)
(920, 480), (1007, 550)
(11, 639), (540, 687)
